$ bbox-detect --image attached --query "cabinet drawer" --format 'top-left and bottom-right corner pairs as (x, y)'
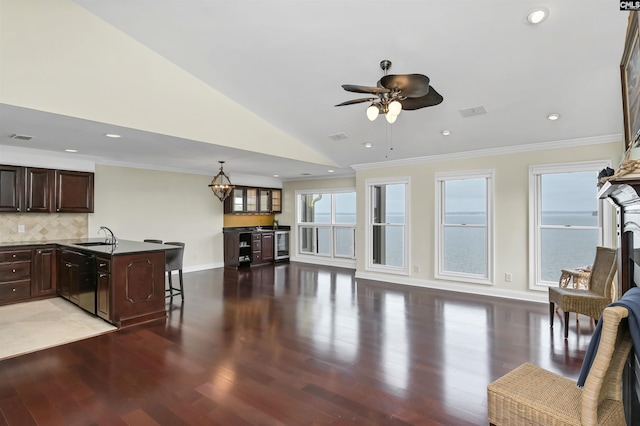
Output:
(0, 280), (31, 302)
(252, 239), (262, 251)
(0, 261), (31, 282)
(97, 258), (111, 273)
(0, 250), (31, 263)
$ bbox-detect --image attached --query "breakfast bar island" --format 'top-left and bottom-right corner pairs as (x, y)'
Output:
(0, 239), (178, 328)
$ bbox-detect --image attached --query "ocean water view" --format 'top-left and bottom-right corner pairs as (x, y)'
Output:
(307, 211), (598, 282)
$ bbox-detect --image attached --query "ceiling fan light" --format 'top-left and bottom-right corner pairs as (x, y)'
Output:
(385, 112), (398, 124)
(388, 100), (402, 116)
(366, 104), (379, 121)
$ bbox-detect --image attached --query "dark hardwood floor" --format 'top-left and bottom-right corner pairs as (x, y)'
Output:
(0, 262), (595, 425)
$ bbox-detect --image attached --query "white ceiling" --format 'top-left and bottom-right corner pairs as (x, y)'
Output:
(0, 1), (631, 182)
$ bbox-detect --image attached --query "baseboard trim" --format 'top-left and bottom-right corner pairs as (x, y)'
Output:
(354, 271), (547, 304)
(290, 255), (356, 269)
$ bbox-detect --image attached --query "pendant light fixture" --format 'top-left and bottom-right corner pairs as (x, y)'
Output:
(208, 161), (233, 201)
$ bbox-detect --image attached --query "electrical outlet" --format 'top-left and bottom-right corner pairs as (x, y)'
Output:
(413, 265), (420, 273)
(505, 272), (512, 282)
(18, 224), (25, 233)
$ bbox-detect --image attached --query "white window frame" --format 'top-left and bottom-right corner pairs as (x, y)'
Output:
(295, 188), (356, 260)
(365, 176), (410, 275)
(528, 160), (612, 290)
(333, 226), (356, 259)
(435, 169), (494, 285)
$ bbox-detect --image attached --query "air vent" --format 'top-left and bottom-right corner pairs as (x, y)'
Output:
(10, 134), (33, 141)
(301, 173), (312, 176)
(459, 105), (487, 117)
(328, 132), (349, 141)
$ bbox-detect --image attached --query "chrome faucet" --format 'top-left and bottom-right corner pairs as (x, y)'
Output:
(99, 226), (118, 246)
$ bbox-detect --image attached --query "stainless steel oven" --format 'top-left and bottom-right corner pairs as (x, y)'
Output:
(274, 230), (290, 261)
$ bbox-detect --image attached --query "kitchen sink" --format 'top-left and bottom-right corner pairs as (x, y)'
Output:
(75, 241), (113, 246)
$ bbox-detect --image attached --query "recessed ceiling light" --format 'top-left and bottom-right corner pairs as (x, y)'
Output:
(547, 113), (560, 121)
(104, 133), (121, 138)
(364, 142), (372, 148)
(441, 130), (451, 136)
(526, 7), (549, 25)
(65, 149), (78, 153)
(273, 174), (279, 178)
(328, 169), (335, 173)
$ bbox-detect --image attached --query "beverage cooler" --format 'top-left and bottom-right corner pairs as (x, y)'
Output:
(274, 230), (290, 261)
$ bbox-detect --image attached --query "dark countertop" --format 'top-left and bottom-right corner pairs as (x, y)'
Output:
(0, 239), (180, 256)
(223, 226), (290, 233)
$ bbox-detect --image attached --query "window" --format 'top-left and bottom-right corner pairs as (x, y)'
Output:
(529, 161), (610, 289)
(435, 170), (494, 284)
(365, 177), (409, 274)
(296, 189), (356, 260)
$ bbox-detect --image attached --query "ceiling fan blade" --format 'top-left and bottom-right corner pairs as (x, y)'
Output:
(399, 86), (443, 110)
(379, 74), (430, 98)
(342, 84), (391, 94)
(335, 97), (376, 107)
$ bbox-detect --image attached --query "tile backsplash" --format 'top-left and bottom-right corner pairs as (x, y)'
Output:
(0, 213), (88, 242)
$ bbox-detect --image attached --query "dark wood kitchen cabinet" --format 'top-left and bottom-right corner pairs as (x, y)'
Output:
(55, 170), (94, 213)
(246, 188), (258, 213)
(271, 189), (282, 213)
(258, 188), (271, 213)
(228, 187), (246, 213)
(32, 246), (56, 297)
(252, 232), (274, 265)
(223, 232), (253, 268)
(0, 165), (94, 213)
(251, 233), (263, 264)
(25, 168), (55, 213)
(223, 185), (282, 214)
(109, 251), (165, 327)
(0, 165), (23, 212)
(261, 232), (274, 262)
(0, 248), (31, 305)
(224, 231), (274, 268)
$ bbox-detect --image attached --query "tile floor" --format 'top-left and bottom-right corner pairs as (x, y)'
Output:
(0, 297), (116, 360)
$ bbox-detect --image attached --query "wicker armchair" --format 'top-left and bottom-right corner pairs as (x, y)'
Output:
(487, 305), (632, 425)
(549, 246), (617, 339)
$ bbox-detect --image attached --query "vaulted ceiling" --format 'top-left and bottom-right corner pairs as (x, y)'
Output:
(0, 1), (631, 181)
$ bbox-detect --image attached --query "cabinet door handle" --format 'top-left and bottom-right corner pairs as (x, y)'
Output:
(12, 288), (16, 292)
(27, 208), (30, 212)
(65, 262), (72, 268)
(12, 269), (16, 273)
(12, 254), (16, 258)
(99, 263), (107, 268)
(99, 273), (108, 278)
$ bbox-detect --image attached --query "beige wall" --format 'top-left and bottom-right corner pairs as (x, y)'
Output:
(89, 165), (224, 270)
(351, 141), (622, 301)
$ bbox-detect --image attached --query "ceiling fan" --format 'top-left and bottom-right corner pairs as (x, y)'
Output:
(335, 60), (443, 123)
